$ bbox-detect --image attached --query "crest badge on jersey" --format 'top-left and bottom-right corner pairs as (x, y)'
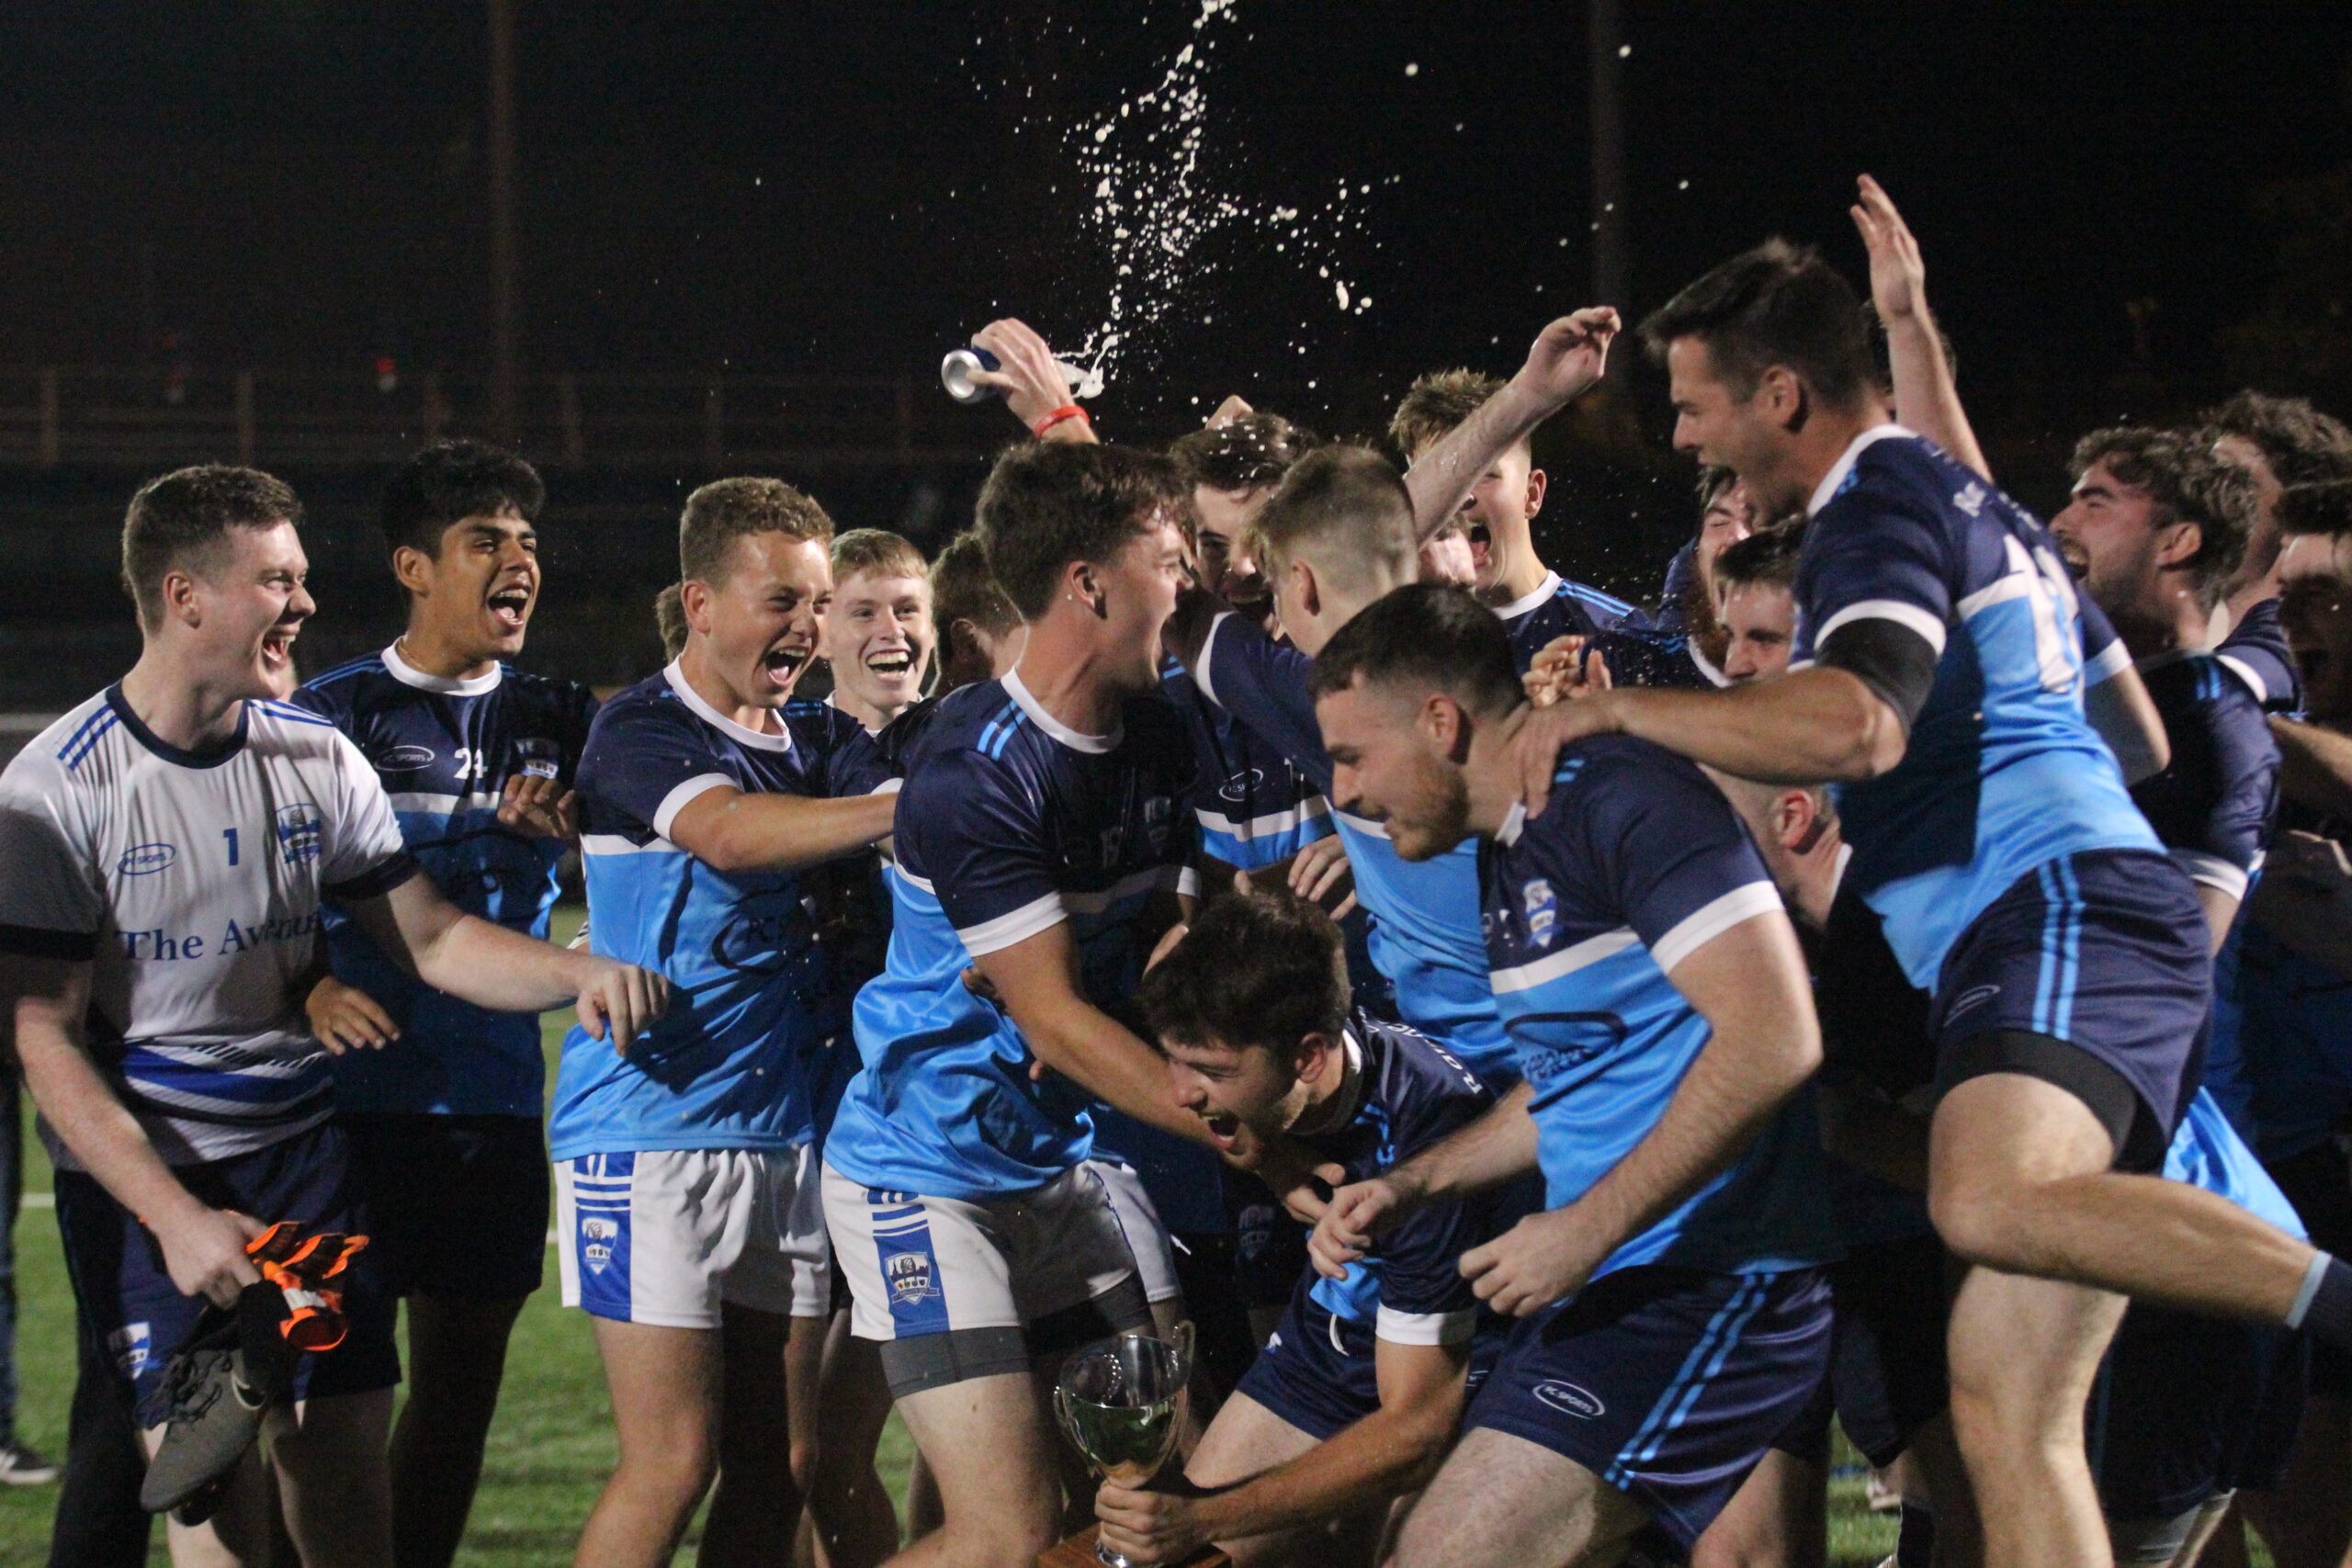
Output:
(275, 802), (323, 866)
(109, 1322), (153, 1380)
(516, 736), (562, 781)
(1523, 879), (1558, 949)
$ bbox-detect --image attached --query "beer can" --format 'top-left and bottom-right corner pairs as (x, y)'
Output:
(941, 345), (1093, 405)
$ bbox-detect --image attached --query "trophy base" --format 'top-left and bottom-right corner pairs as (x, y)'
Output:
(1038, 1524), (1228, 1568)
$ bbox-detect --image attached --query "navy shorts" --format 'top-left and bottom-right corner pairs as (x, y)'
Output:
(2093, 1304), (2310, 1518)
(1931, 850), (2211, 1171)
(1236, 1284), (1500, 1441)
(340, 1112), (549, 1301)
(1225, 1168), (1309, 1312)
(1827, 1232), (1951, 1469)
(54, 1121), (401, 1417)
(1464, 1266), (1833, 1551)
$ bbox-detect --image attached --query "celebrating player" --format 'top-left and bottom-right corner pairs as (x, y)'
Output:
(823, 529), (936, 736)
(551, 478), (899, 1568)
(1306, 583), (1838, 1565)
(0, 465), (663, 1568)
(294, 439), (599, 1568)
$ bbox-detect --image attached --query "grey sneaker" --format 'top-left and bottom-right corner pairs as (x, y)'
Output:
(139, 1284), (290, 1523)
(0, 1439), (58, 1485)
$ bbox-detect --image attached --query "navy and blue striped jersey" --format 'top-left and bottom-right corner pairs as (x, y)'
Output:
(1498, 570), (1640, 672)
(294, 646), (597, 1117)
(547, 663), (894, 1160)
(1484, 736), (1838, 1277)
(2216, 596), (2301, 715)
(825, 672), (1200, 1201)
(1586, 625), (1712, 691)
(1162, 660), (1333, 873)
(2128, 650), (2279, 905)
(1192, 611), (1514, 1083)
(1300, 1010), (1521, 1345)
(1794, 426), (2162, 989)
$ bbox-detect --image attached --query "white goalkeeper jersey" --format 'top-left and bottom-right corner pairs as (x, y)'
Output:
(0, 686), (416, 1166)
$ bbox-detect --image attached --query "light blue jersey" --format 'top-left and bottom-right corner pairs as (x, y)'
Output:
(1483, 737), (1839, 1278)
(1193, 612), (1515, 1083)
(1793, 426), (2160, 989)
(547, 664), (893, 1161)
(824, 673), (1199, 1202)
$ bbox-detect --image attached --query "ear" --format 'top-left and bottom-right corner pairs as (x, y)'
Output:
(1524, 467), (1548, 520)
(2154, 518), (2204, 573)
(391, 544), (435, 599)
(680, 578), (716, 638)
(1418, 693), (1469, 761)
(1771, 788), (1814, 852)
(1064, 558), (1107, 616)
(1291, 556), (1323, 619)
(1294, 1030), (1340, 1082)
(161, 567), (203, 627)
(1758, 366), (1806, 433)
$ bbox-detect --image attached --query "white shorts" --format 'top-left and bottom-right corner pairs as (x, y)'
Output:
(1087, 1158), (1183, 1306)
(821, 1159), (1153, 1396)
(556, 1145), (830, 1329)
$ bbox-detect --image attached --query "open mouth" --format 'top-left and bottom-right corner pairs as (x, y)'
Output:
(486, 584), (532, 631)
(865, 649), (916, 680)
(763, 645), (812, 682)
(259, 626), (298, 671)
(1199, 1110), (1243, 1151)
(1466, 524), (1494, 568)
(2054, 542), (2089, 580)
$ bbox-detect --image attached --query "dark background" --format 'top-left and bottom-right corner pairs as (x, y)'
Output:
(4, 1), (2351, 704)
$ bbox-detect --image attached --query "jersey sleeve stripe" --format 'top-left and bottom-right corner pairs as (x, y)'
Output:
(1816, 599), (1949, 656)
(322, 851), (422, 903)
(2214, 654), (2270, 706)
(1490, 926), (1641, 995)
(2169, 850), (2250, 902)
(651, 773), (737, 840)
(1374, 1304), (1478, 1347)
(0, 921), (98, 961)
(957, 891), (1067, 957)
(2086, 638), (2132, 686)
(61, 712), (119, 769)
(1194, 611), (1237, 708)
(1649, 881), (1784, 975)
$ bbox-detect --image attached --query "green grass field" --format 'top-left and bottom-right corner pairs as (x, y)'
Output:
(0, 907), (1910, 1565)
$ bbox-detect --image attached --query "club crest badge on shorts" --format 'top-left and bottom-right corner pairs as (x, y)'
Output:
(581, 1216), (616, 1273)
(1523, 879), (1558, 949)
(886, 1249), (940, 1305)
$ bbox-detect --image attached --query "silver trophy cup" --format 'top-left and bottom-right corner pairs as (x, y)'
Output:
(1052, 1323), (1194, 1568)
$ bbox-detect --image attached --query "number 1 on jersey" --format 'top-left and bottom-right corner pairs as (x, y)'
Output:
(223, 827), (240, 865)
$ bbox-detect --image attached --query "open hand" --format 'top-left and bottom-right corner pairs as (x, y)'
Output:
(1459, 1205), (1610, 1317)
(1511, 307), (1623, 411)
(499, 773), (579, 843)
(1280, 834), (1357, 919)
(1851, 175), (1929, 325)
(1308, 1174), (1416, 1280)
(304, 973), (399, 1055)
(1524, 636), (1613, 708)
(1204, 394), (1254, 428)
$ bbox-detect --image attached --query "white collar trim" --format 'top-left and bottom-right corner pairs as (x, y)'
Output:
(1687, 637), (1729, 688)
(1497, 798), (1528, 847)
(664, 660), (793, 753)
(383, 641), (502, 697)
(1806, 423), (1916, 518)
(1004, 668), (1119, 754)
(1495, 571), (1565, 624)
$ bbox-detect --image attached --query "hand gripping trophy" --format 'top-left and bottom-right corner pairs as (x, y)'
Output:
(1041, 1324), (1227, 1568)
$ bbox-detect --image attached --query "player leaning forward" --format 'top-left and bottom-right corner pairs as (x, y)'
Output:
(0, 466), (665, 1568)
(822, 440), (1265, 1568)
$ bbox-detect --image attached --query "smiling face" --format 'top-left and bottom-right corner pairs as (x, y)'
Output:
(1162, 1034), (1316, 1150)
(2048, 460), (2174, 621)
(1191, 483), (1275, 630)
(1315, 675), (1473, 862)
(175, 520), (315, 700)
(401, 509), (539, 663)
(1091, 512), (1191, 692)
(686, 532), (833, 709)
(825, 568), (934, 727)
(1438, 442), (1545, 597)
(2279, 531), (2352, 727)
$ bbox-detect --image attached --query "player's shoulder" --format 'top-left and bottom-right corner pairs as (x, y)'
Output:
(4, 690), (118, 796)
(1359, 1010), (1487, 1109)
(1549, 732), (1712, 808)
(1819, 427), (2003, 528)
(294, 649), (391, 719)
(494, 662), (601, 716)
(781, 696), (867, 753)
(1552, 574), (1636, 621)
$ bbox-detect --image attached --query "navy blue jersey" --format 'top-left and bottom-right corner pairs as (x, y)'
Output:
(2130, 651), (2280, 904)
(1161, 660), (1333, 873)
(548, 664), (895, 1159)
(1299, 1010), (1517, 1342)
(1498, 571), (1640, 673)
(294, 647), (597, 1117)
(1794, 426), (2160, 989)
(1193, 612), (1514, 1082)
(1484, 737), (1838, 1276)
(2217, 596), (2301, 716)
(1587, 626), (1712, 691)
(1652, 542), (1699, 636)
(826, 673), (1199, 1200)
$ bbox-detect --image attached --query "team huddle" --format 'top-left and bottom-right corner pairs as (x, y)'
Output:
(11, 178), (2352, 1568)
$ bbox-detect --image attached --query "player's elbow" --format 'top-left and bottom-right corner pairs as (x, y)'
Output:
(1831, 691), (1909, 783)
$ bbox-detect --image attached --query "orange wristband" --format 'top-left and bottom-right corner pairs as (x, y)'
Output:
(1032, 404), (1090, 437)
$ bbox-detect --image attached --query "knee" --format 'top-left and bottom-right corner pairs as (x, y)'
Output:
(787, 1434), (819, 1495)
(618, 1422), (718, 1500)
(939, 1494), (1060, 1568)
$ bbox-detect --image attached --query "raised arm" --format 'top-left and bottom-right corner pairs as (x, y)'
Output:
(1852, 175), (1989, 480)
(1459, 908), (1822, 1315)
(966, 318), (1099, 445)
(345, 875), (669, 1052)
(4, 954), (264, 1305)
(665, 784), (897, 875)
(1403, 308), (1621, 545)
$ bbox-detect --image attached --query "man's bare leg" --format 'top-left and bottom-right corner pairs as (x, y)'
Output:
(801, 1314), (902, 1568)
(1906, 1415), (1983, 1568)
(1179, 1388), (1337, 1568)
(269, 1389), (396, 1568)
(146, 1427), (275, 1568)
(2238, 1394), (2352, 1568)
(697, 1304), (817, 1567)
(575, 1318), (721, 1568)
(1689, 1448), (1826, 1568)
(887, 1371), (1063, 1568)
(1388, 1427), (1649, 1568)
(389, 1292), (526, 1568)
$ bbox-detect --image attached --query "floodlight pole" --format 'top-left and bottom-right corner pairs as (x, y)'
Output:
(488, 0), (520, 445)
(1589, 0), (1627, 310)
